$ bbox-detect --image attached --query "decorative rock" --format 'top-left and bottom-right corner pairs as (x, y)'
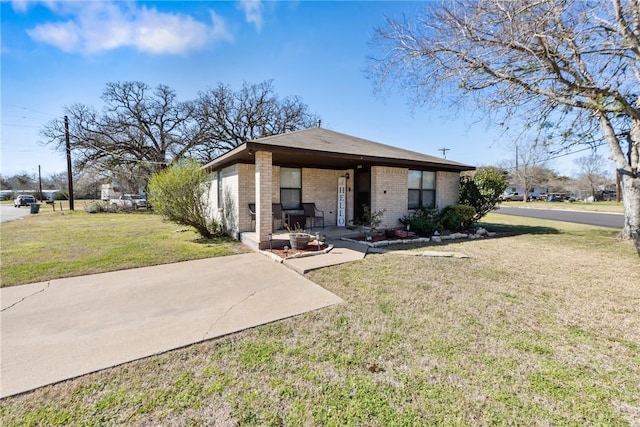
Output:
(421, 250), (454, 257)
(476, 227), (488, 236)
(487, 232), (497, 237)
(432, 236), (442, 243)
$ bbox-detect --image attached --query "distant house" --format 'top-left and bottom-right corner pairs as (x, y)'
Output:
(203, 127), (474, 248)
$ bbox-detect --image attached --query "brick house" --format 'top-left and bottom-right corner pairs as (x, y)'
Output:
(202, 127), (474, 248)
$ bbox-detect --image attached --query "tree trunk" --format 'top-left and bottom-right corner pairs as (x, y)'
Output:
(598, 114), (639, 241)
(620, 172), (640, 241)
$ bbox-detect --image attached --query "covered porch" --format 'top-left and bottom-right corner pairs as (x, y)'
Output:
(240, 225), (363, 251)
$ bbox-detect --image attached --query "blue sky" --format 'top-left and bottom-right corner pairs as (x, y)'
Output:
(1, 0), (603, 179)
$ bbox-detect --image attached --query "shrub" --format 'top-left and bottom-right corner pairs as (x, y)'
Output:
(459, 167), (508, 222)
(84, 201), (113, 213)
(399, 207), (440, 236)
(148, 159), (221, 239)
(438, 204), (477, 232)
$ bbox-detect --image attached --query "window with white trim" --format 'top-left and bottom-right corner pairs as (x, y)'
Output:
(280, 167), (301, 210)
(408, 170), (436, 209)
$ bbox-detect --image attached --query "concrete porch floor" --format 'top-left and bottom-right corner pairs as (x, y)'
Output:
(241, 226), (363, 251)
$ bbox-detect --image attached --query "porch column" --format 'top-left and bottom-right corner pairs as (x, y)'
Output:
(255, 150), (273, 244)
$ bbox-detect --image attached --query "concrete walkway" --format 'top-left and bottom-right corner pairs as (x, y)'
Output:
(0, 253), (343, 398)
(283, 239), (368, 274)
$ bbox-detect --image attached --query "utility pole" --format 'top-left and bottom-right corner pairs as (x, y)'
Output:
(65, 115), (74, 210)
(438, 147), (450, 158)
(38, 165), (43, 201)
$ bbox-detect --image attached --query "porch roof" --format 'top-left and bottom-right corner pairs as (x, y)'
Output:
(202, 127), (475, 172)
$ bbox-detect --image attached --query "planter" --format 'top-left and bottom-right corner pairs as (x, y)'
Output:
(289, 233), (311, 250)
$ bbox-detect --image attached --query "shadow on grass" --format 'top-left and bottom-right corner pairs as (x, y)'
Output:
(477, 221), (560, 237)
(192, 235), (237, 245)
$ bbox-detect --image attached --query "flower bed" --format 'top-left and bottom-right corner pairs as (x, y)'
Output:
(343, 227), (497, 248)
(262, 240), (333, 261)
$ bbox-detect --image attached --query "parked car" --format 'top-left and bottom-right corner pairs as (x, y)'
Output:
(501, 192), (525, 201)
(14, 195), (36, 207)
(110, 194), (149, 210)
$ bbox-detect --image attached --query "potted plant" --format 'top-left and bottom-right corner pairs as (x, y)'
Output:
(286, 223), (311, 250)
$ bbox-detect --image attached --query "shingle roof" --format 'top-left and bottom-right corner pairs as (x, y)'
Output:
(203, 127), (474, 172)
(255, 127), (471, 168)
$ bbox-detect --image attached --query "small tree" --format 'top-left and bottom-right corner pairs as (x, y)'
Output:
(574, 154), (610, 199)
(508, 142), (552, 202)
(459, 167), (508, 222)
(148, 159), (219, 239)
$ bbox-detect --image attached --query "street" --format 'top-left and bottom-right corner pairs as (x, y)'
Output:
(497, 206), (624, 229)
(0, 204), (33, 223)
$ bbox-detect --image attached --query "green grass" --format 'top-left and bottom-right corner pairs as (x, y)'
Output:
(0, 207), (249, 287)
(501, 200), (624, 213)
(1, 213), (639, 425)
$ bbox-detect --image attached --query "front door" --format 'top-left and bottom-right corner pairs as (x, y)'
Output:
(354, 168), (371, 224)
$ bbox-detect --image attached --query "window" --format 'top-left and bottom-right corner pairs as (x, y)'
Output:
(408, 170), (436, 209)
(280, 167), (301, 210)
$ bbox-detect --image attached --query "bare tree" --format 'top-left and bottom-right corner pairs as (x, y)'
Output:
(2, 172), (36, 191)
(41, 82), (204, 188)
(574, 154), (611, 199)
(190, 80), (320, 162)
(507, 141), (552, 202)
(369, 0), (640, 239)
(41, 80), (319, 182)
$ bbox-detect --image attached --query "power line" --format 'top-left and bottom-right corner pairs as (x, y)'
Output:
(545, 142), (608, 161)
(1, 123), (41, 128)
(6, 105), (55, 117)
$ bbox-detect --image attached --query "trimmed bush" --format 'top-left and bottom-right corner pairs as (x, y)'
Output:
(438, 204), (477, 232)
(399, 207), (440, 236)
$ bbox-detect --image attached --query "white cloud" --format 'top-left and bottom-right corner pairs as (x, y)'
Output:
(10, 0), (31, 13)
(24, 1), (233, 55)
(237, 0), (263, 31)
(27, 21), (81, 53)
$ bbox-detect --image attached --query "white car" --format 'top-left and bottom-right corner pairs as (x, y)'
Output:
(110, 194), (149, 209)
(14, 195), (36, 207)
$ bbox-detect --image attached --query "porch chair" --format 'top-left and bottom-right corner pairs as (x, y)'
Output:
(272, 203), (284, 230)
(248, 203), (256, 231)
(302, 203), (324, 229)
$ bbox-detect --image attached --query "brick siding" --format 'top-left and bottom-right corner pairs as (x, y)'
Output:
(214, 162), (461, 239)
(436, 171), (460, 209)
(370, 166), (408, 229)
(302, 168), (354, 227)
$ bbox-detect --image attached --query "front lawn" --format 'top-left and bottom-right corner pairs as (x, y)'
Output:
(0, 207), (249, 287)
(1, 213), (638, 425)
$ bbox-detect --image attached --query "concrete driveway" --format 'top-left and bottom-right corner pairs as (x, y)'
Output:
(0, 253), (343, 398)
